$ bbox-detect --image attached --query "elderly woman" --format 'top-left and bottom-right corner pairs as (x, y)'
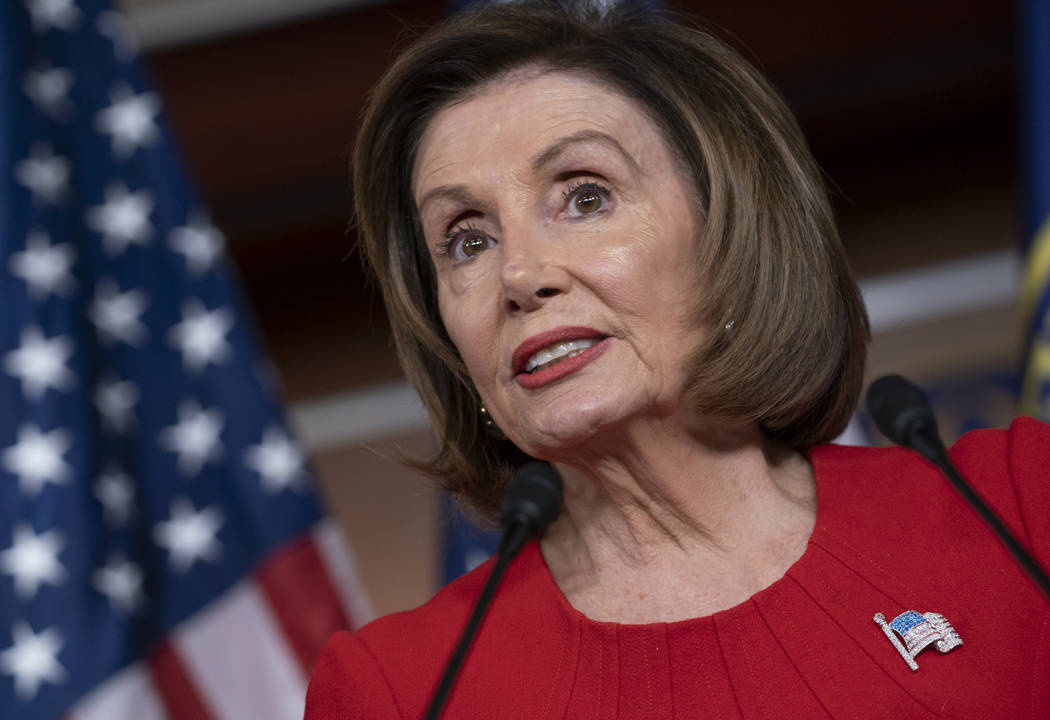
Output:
(306, 2), (1050, 717)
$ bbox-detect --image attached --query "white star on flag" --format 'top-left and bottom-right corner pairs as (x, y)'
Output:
(167, 300), (234, 372)
(24, 0), (81, 33)
(170, 214), (225, 276)
(22, 65), (73, 118)
(0, 523), (66, 600)
(153, 498), (224, 573)
(2, 325), (75, 400)
(94, 376), (139, 433)
(0, 622), (67, 701)
(92, 556), (145, 613)
(245, 427), (306, 494)
(1, 424), (72, 497)
(15, 143), (71, 204)
(84, 183), (154, 255)
(96, 10), (139, 60)
(94, 467), (136, 526)
(159, 401), (224, 477)
(8, 231), (76, 300)
(89, 281), (148, 345)
(94, 84), (160, 158)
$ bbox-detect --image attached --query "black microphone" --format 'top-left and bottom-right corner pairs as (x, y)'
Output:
(497, 460), (564, 558)
(866, 375), (942, 457)
(866, 374), (1050, 603)
(424, 461), (564, 720)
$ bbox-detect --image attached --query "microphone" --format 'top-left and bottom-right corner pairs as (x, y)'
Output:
(865, 374), (942, 458)
(865, 375), (1050, 603)
(498, 460), (565, 559)
(424, 461), (564, 720)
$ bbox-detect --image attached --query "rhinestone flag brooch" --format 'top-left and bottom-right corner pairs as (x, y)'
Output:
(874, 610), (963, 671)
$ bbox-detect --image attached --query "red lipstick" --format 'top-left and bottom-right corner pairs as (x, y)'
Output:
(512, 326), (610, 390)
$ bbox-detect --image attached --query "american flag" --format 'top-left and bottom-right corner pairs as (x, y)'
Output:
(0, 1), (371, 718)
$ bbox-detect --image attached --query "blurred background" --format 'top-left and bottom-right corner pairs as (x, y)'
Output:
(121, 0), (1027, 616)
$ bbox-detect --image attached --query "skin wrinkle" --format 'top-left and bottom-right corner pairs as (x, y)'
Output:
(416, 184), (485, 229)
(413, 69), (817, 623)
(554, 432), (812, 567)
(529, 129), (643, 178)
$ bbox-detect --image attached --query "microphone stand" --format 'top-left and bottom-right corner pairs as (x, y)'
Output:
(423, 461), (562, 720)
(422, 519), (528, 720)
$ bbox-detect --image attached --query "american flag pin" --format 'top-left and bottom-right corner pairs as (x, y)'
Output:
(874, 610), (963, 671)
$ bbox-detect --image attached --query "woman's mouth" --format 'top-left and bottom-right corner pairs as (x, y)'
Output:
(524, 339), (600, 373)
(512, 327), (611, 390)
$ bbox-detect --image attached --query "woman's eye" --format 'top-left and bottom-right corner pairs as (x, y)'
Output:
(460, 233), (489, 257)
(565, 182), (611, 217)
(442, 226), (493, 263)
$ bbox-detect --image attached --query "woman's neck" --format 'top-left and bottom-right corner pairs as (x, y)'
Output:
(538, 420), (817, 623)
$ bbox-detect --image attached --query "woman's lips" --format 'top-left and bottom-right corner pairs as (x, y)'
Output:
(514, 335), (611, 390)
(511, 326), (606, 374)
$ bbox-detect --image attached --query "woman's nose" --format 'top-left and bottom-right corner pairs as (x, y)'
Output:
(499, 231), (570, 314)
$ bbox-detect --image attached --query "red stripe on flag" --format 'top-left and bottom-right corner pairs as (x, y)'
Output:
(148, 641), (216, 720)
(256, 535), (352, 675)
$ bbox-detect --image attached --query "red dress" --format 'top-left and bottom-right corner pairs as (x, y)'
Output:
(305, 418), (1050, 718)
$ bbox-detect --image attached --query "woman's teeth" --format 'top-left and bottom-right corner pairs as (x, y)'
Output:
(525, 339), (598, 374)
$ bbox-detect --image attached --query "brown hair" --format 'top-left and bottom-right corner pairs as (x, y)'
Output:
(353, 0), (869, 520)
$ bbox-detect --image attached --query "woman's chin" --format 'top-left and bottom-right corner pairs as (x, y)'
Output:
(512, 405), (623, 460)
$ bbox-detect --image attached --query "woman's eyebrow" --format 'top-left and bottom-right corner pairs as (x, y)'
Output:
(416, 184), (478, 218)
(529, 129), (641, 175)
(417, 131), (637, 216)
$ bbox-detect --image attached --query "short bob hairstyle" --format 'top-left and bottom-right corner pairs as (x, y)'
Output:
(353, 0), (869, 520)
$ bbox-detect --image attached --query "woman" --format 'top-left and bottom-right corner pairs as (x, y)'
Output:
(306, 2), (1050, 717)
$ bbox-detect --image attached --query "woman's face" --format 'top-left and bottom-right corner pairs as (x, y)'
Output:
(413, 70), (705, 458)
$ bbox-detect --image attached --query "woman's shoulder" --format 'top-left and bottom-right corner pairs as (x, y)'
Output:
(813, 415), (1048, 482)
(812, 416), (1050, 555)
(358, 554), (493, 651)
(950, 416), (1050, 554)
(305, 559), (494, 719)
(949, 414), (1049, 472)
(305, 542), (574, 718)
(304, 629), (401, 718)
